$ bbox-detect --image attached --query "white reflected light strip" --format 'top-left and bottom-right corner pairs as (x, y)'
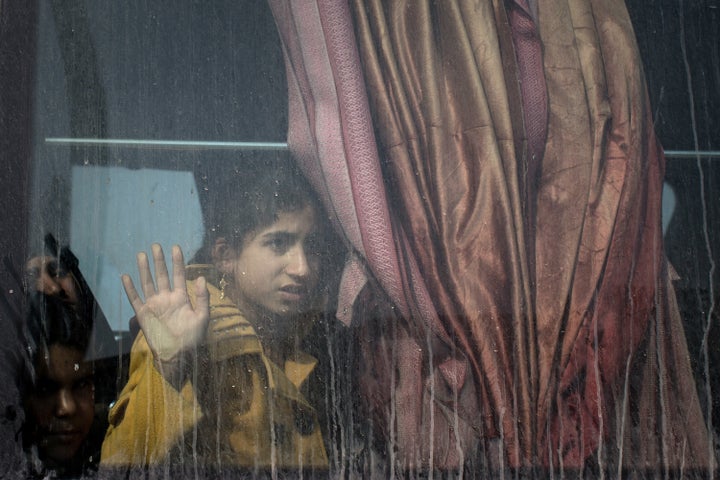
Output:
(45, 137), (288, 150)
(45, 139), (719, 159)
(665, 150), (720, 159)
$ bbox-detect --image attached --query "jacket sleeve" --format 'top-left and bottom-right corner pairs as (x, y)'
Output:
(99, 276), (328, 469)
(100, 331), (201, 466)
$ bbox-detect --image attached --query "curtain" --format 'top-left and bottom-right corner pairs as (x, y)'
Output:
(269, 0), (714, 474)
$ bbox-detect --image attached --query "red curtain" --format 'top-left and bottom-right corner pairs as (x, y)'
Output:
(269, 0), (714, 473)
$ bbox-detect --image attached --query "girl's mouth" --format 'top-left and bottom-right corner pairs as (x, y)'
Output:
(278, 284), (307, 302)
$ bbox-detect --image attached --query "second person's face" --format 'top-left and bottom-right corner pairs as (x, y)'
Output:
(26, 344), (95, 464)
(226, 204), (322, 326)
(25, 256), (80, 307)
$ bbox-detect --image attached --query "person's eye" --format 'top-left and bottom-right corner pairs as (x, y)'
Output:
(25, 266), (40, 277)
(55, 266), (70, 278)
(34, 381), (57, 397)
(304, 235), (325, 258)
(304, 243), (321, 259)
(265, 236), (291, 254)
(24, 268), (40, 284)
(45, 263), (59, 277)
(73, 378), (95, 396)
(74, 379), (91, 389)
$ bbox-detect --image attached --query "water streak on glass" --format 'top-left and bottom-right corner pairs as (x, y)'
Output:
(679, 0), (717, 470)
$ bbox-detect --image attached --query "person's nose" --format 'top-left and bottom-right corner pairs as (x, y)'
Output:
(54, 389), (77, 417)
(37, 273), (62, 296)
(285, 245), (310, 279)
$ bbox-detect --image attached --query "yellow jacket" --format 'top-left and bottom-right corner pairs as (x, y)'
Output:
(100, 266), (328, 471)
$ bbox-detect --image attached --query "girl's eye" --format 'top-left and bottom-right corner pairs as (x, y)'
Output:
(304, 232), (327, 257)
(73, 379), (95, 397)
(74, 378), (92, 390)
(304, 241), (322, 259)
(34, 380), (57, 397)
(265, 236), (291, 254)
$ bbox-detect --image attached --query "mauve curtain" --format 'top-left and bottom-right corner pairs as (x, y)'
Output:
(269, 0), (714, 474)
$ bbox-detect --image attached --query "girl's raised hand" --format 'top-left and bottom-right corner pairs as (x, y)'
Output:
(122, 244), (210, 362)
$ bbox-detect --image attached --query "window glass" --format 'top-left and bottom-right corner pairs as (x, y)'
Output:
(30, 0), (287, 333)
(9, 0), (717, 476)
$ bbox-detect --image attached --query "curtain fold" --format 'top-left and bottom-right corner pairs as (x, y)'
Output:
(269, 0), (715, 473)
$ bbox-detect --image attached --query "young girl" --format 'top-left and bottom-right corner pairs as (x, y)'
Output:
(23, 293), (105, 479)
(100, 161), (341, 474)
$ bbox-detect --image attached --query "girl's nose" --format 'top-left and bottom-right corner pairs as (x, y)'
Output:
(285, 246), (310, 278)
(55, 389), (77, 417)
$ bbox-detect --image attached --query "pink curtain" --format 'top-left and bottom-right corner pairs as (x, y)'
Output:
(269, 0), (715, 474)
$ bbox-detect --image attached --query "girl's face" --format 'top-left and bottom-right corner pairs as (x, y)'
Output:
(26, 344), (94, 464)
(221, 204), (323, 336)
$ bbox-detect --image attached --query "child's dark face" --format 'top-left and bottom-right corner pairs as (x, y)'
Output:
(224, 204), (323, 339)
(26, 344), (94, 464)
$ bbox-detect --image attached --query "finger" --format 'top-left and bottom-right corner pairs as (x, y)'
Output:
(137, 251), (156, 299)
(171, 245), (187, 295)
(193, 276), (210, 323)
(121, 274), (145, 314)
(152, 244), (171, 292)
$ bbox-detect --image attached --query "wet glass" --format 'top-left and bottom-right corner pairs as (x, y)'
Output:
(0, 0), (717, 477)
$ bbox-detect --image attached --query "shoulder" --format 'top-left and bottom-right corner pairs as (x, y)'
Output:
(184, 264), (265, 361)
